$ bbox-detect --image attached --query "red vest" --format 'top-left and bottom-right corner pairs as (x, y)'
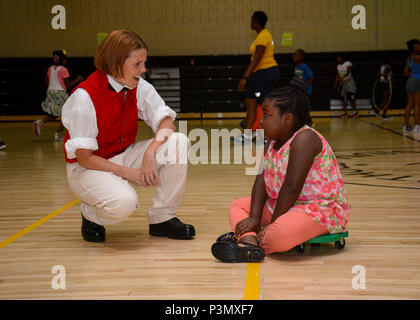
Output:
(64, 71), (138, 163)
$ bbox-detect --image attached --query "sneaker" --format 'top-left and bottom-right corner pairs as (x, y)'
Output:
(33, 119), (43, 136)
(403, 125), (411, 133)
(0, 140), (6, 150)
(374, 111), (383, 119)
(414, 125), (420, 133)
(351, 111), (359, 118)
(54, 132), (64, 142)
(230, 133), (254, 145)
(339, 112), (347, 118)
(382, 114), (392, 120)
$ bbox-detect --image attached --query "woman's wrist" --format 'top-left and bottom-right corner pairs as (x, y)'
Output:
(146, 140), (160, 155)
(114, 164), (129, 178)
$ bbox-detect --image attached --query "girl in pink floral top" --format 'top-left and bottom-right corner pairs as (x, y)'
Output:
(212, 78), (351, 263)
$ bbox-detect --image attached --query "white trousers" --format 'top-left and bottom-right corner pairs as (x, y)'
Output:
(66, 133), (190, 226)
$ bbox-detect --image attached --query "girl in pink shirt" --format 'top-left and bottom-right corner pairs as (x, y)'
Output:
(34, 50), (83, 141)
(212, 78), (351, 263)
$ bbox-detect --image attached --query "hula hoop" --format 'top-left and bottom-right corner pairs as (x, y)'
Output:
(371, 78), (392, 112)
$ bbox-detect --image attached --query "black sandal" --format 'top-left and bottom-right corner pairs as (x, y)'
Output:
(216, 232), (236, 243)
(211, 241), (265, 263)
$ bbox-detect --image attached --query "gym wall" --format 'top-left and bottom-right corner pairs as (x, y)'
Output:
(0, 0), (419, 57)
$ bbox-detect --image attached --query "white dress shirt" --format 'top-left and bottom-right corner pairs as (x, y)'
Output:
(62, 74), (177, 159)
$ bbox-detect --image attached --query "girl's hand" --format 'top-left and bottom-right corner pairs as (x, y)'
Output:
(235, 217), (260, 237)
(238, 78), (247, 92)
(139, 150), (160, 187)
(258, 227), (268, 245)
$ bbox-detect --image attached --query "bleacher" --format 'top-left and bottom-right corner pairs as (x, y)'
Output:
(0, 50), (409, 117)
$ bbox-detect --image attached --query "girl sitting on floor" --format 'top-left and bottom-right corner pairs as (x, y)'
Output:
(212, 79), (351, 263)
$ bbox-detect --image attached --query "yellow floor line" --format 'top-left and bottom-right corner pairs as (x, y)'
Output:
(244, 262), (261, 300)
(2, 198), (262, 299)
(0, 199), (80, 250)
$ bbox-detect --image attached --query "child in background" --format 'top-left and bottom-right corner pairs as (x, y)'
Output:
(293, 49), (313, 96)
(34, 50), (83, 141)
(211, 79), (351, 263)
(375, 56), (393, 120)
(292, 49), (313, 125)
(404, 39), (420, 133)
(333, 54), (358, 118)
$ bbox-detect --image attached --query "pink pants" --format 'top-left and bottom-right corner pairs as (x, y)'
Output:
(229, 196), (329, 255)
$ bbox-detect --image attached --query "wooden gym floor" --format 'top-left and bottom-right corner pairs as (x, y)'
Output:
(0, 115), (419, 299)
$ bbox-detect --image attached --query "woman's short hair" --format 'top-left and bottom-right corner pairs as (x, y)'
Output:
(94, 29), (148, 78)
(252, 11), (267, 28)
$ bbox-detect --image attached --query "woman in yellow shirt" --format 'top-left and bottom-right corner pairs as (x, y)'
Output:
(234, 11), (280, 144)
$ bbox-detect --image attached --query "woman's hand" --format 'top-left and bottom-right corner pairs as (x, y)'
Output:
(239, 45), (265, 93)
(119, 167), (147, 187)
(235, 217), (260, 237)
(139, 149), (160, 187)
(238, 78), (247, 92)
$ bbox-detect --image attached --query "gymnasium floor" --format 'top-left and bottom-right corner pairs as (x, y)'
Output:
(0, 116), (419, 300)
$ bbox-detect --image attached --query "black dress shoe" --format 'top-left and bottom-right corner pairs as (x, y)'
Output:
(149, 217), (195, 240)
(81, 214), (105, 242)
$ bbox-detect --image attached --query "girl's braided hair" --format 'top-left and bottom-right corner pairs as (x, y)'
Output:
(265, 77), (311, 131)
